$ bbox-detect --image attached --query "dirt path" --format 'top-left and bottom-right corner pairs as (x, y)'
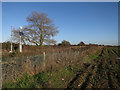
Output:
(67, 64), (94, 88)
(67, 47), (120, 88)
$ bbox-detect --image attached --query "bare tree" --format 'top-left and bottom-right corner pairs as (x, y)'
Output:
(13, 11), (59, 46)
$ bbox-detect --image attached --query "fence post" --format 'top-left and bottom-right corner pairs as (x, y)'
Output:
(74, 51), (76, 58)
(43, 52), (46, 67)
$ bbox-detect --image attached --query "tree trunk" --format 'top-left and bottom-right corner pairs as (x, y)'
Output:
(40, 40), (43, 46)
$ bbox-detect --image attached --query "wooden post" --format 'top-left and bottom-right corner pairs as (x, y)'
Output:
(74, 51), (76, 58)
(43, 52), (45, 67)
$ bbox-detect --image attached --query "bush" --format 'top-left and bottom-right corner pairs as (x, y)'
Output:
(89, 43), (99, 46)
(2, 42), (19, 51)
(78, 41), (86, 46)
(58, 40), (71, 46)
(33, 72), (49, 84)
(2, 41), (11, 51)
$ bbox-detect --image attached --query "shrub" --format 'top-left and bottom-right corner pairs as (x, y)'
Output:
(2, 42), (19, 51)
(33, 72), (49, 84)
(78, 41), (86, 46)
(58, 40), (71, 46)
(2, 41), (11, 51)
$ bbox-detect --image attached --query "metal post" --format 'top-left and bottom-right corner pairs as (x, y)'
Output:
(19, 26), (22, 53)
(10, 26), (12, 53)
(20, 36), (22, 52)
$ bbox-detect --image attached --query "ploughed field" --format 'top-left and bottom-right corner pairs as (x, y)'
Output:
(67, 47), (120, 88)
(2, 46), (120, 88)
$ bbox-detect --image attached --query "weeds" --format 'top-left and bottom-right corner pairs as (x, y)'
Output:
(2, 46), (120, 88)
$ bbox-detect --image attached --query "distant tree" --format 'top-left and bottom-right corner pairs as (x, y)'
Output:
(13, 11), (59, 46)
(78, 41), (86, 46)
(89, 43), (98, 46)
(58, 43), (62, 46)
(58, 40), (71, 46)
(2, 41), (11, 50)
(2, 41), (19, 51)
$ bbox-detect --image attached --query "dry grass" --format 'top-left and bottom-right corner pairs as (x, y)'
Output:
(2, 46), (120, 88)
(2, 45), (102, 85)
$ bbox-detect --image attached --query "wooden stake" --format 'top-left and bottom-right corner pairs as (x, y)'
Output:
(43, 52), (45, 67)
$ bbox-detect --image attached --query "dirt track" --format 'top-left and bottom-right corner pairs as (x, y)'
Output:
(67, 47), (120, 88)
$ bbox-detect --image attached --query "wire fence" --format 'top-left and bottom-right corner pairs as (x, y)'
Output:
(2, 46), (94, 82)
(2, 50), (82, 81)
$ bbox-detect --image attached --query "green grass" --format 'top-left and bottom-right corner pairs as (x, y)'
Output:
(4, 72), (46, 88)
(48, 66), (74, 88)
(90, 54), (98, 60)
(89, 48), (102, 60)
(3, 66), (74, 88)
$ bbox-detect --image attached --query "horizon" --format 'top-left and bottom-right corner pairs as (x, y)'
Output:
(1, 41), (119, 46)
(2, 2), (118, 45)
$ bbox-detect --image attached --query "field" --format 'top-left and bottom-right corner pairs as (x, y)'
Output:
(2, 45), (120, 88)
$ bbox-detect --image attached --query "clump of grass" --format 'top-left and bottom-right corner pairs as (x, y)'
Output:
(3, 81), (16, 88)
(3, 72), (48, 88)
(33, 72), (49, 87)
(16, 73), (35, 88)
(90, 54), (98, 60)
(72, 63), (86, 73)
(48, 66), (74, 88)
(67, 65), (72, 71)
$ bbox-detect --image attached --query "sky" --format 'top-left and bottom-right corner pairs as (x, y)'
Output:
(2, 2), (118, 45)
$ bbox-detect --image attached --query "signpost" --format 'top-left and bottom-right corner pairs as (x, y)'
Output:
(10, 26), (13, 53)
(19, 26), (24, 53)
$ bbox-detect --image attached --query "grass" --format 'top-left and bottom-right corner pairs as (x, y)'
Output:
(2, 46), (100, 88)
(46, 65), (74, 88)
(3, 46), (120, 88)
(89, 48), (102, 60)
(4, 73), (34, 88)
(90, 54), (98, 60)
(3, 66), (74, 88)
(4, 72), (47, 88)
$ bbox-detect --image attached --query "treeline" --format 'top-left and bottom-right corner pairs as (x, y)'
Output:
(2, 40), (105, 51)
(2, 42), (19, 51)
(55, 40), (104, 46)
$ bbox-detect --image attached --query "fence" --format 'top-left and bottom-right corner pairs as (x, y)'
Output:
(2, 46), (93, 82)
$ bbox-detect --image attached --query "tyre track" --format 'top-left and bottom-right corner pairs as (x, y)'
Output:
(92, 48), (105, 87)
(90, 48), (113, 88)
(104, 48), (114, 88)
(67, 64), (95, 88)
(67, 64), (91, 88)
(67, 48), (104, 88)
(67, 47), (120, 88)
(80, 73), (92, 89)
(110, 48), (120, 87)
(112, 49), (120, 57)
(105, 48), (120, 88)
(89, 48), (117, 88)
